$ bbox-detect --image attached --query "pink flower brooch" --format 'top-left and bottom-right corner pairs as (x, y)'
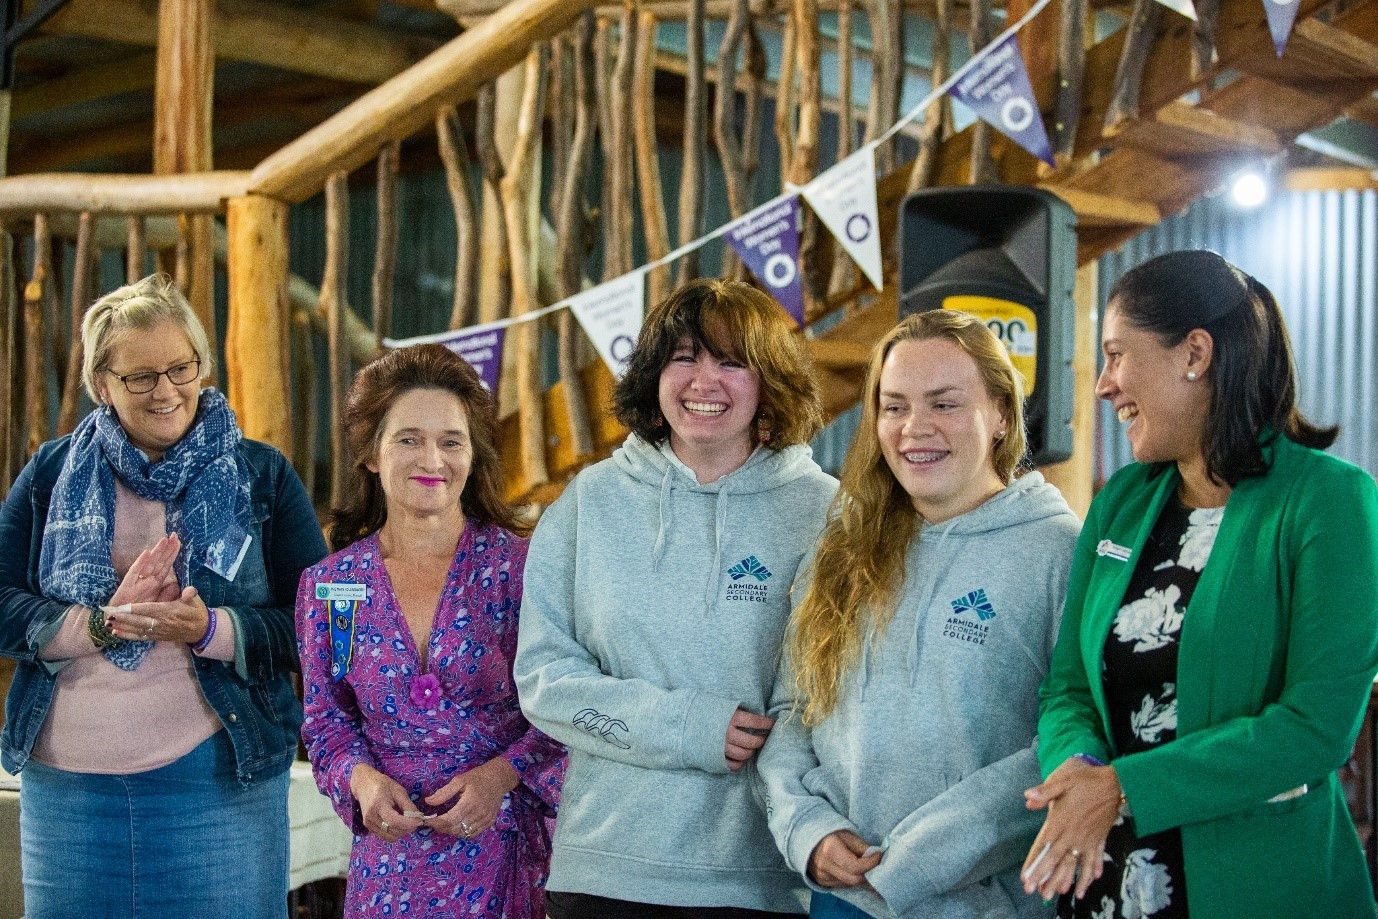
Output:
(410, 673), (441, 709)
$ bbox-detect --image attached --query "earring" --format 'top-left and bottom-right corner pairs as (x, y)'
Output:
(995, 430), (1006, 441)
(1186, 371), (1198, 381)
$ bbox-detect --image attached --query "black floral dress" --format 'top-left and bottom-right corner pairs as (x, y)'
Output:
(1058, 495), (1223, 919)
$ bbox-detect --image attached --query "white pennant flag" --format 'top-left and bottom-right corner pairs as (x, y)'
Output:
(568, 270), (647, 379)
(800, 148), (884, 291)
(1153, 0), (1196, 19)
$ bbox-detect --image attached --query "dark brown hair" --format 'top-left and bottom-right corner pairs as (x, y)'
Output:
(326, 344), (525, 551)
(1109, 249), (1336, 485)
(613, 278), (823, 447)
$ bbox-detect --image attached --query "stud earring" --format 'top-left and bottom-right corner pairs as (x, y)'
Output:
(1186, 371), (1198, 381)
(995, 430), (1006, 441)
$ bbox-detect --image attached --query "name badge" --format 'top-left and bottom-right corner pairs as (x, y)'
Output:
(1096, 539), (1132, 562)
(316, 582), (367, 602)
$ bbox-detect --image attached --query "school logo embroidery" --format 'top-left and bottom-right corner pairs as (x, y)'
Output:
(726, 555), (772, 603)
(951, 588), (997, 621)
(728, 556), (773, 581)
(573, 708), (631, 749)
(943, 587), (995, 646)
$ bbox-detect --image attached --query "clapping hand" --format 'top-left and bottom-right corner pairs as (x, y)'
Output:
(108, 534), (181, 606)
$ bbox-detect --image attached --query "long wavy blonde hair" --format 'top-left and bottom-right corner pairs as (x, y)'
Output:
(787, 310), (1028, 725)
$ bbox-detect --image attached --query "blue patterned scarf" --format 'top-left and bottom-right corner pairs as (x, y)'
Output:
(39, 388), (252, 670)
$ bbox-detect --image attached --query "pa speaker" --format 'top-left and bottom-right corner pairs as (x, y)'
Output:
(898, 185), (1077, 465)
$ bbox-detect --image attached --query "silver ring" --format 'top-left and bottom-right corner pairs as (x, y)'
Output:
(458, 820), (471, 836)
(380, 819), (390, 832)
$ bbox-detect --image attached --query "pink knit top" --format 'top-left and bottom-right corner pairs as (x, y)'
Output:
(32, 480), (238, 773)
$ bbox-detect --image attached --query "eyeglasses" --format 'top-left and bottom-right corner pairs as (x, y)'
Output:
(104, 359), (202, 394)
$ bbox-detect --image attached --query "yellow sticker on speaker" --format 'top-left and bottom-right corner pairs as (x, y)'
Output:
(943, 295), (1038, 394)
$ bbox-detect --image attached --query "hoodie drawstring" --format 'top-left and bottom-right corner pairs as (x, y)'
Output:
(650, 465), (675, 573)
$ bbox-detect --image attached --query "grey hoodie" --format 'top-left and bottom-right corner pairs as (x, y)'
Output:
(756, 472), (1080, 918)
(515, 434), (837, 911)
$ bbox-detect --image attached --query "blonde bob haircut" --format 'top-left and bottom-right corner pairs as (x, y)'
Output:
(787, 309), (1027, 725)
(82, 274), (212, 403)
(613, 278), (823, 448)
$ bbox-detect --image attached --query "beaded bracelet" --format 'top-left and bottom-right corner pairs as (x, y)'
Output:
(191, 608), (218, 654)
(88, 605), (120, 648)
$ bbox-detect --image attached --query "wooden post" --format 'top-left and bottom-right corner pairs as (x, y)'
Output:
(476, 77), (514, 327)
(968, 0), (999, 184)
(498, 48), (550, 491)
(24, 217), (51, 457)
(127, 216), (147, 282)
(291, 308), (317, 497)
(0, 231), (13, 494)
(226, 194), (294, 457)
(605, 6), (636, 281)
(677, 0), (706, 284)
(153, 0), (217, 350)
(830, 0), (861, 295)
(792, 0), (823, 299)
(714, 0), (751, 227)
(910, 0), (951, 192)
(57, 212), (95, 436)
(558, 15), (599, 462)
(1039, 260), (1097, 517)
(321, 173), (352, 508)
(372, 140), (400, 346)
(633, 10), (670, 304)
(1053, 0), (1086, 167)
(436, 108), (481, 331)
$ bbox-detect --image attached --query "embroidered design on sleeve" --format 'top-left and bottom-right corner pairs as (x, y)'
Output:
(572, 708), (631, 749)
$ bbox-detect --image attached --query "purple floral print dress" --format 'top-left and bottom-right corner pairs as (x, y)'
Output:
(297, 523), (565, 918)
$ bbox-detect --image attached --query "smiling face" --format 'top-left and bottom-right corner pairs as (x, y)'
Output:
(876, 337), (1008, 523)
(95, 321), (203, 462)
(1097, 303), (1211, 465)
(657, 337), (762, 474)
(367, 387), (473, 523)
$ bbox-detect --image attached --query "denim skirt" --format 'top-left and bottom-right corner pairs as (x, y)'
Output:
(19, 730), (290, 919)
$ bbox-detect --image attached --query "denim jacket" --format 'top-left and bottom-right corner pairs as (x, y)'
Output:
(0, 436), (327, 787)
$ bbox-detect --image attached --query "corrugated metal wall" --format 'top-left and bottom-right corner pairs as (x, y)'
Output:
(1097, 189), (1378, 481)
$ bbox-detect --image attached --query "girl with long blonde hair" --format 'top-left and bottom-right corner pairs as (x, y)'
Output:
(757, 310), (1081, 919)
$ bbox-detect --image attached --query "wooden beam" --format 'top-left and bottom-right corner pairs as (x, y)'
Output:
(1039, 185), (1161, 227)
(249, 0), (600, 203)
(42, 0), (423, 86)
(808, 338), (872, 370)
(1284, 166), (1378, 192)
(1108, 100), (1281, 158)
(1232, 17), (1378, 85)
(11, 52), (158, 121)
(0, 172), (250, 215)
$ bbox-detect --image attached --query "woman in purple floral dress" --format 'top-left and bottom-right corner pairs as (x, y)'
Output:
(297, 344), (564, 918)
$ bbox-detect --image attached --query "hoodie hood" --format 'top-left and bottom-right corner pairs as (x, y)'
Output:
(613, 435), (828, 603)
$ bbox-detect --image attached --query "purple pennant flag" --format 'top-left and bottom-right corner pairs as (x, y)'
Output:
(433, 324), (507, 394)
(1264, 0), (1301, 56)
(725, 196), (805, 326)
(947, 33), (1054, 167)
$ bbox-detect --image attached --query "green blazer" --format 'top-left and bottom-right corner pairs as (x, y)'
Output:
(1038, 434), (1378, 919)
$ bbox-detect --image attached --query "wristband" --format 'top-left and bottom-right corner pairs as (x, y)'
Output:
(1071, 753), (1106, 768)
(89, 605), (120, 648)
(192, 608), (218, 654)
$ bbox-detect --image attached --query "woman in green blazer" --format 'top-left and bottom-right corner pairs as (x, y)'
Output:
(1021, 250), (1378, 919)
